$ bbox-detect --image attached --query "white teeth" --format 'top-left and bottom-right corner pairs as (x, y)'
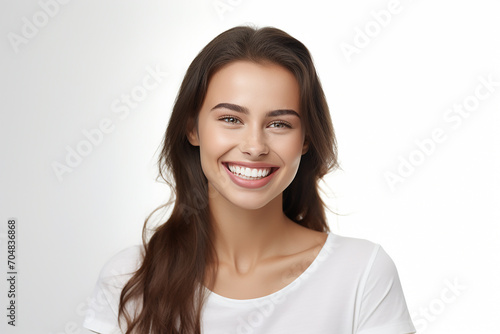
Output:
(227, 164), (272, 179)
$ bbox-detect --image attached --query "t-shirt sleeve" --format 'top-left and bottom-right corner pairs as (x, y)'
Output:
(82, 245), (143, 334)
(355, 245), (416, 334)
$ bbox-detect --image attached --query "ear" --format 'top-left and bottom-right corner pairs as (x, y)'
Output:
(186, 117), (200, 146)
(301, 137), (309, 155)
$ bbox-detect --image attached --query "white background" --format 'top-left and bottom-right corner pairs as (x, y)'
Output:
(1, 0), (499, 333)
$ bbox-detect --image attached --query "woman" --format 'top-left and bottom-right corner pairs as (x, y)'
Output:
(83, 26), (416, 334)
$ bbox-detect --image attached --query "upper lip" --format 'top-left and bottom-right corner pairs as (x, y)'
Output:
(223, 161), (279, 169)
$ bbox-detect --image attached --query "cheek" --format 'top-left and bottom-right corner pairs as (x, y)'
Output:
(197, 125), (234, 168)
(274, 136), (305, 166)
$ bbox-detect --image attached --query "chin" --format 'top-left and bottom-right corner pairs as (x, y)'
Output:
(236, 202), (270, 211)
(226, 192), (280, 211)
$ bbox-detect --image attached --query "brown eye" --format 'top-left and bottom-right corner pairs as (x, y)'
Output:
(269, 121), (291, 128)
(219, 116), (242, 124)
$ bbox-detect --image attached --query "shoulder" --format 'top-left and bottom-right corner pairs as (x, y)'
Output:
(97, 244), (145, 286)
(83, 245), (144, 333)
(325, 233), (399, 278)
(330, 235), (416, 333)
(327, 233), (380, 259)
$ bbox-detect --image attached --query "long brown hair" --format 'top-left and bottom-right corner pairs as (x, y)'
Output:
(118, 25), (339, 333)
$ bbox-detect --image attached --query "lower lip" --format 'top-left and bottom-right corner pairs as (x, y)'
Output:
(223, 164), (278, 189)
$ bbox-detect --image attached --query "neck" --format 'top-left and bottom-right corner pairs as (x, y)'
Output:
(208, 186), (294, 275)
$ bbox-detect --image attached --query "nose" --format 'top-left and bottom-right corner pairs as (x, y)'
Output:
(240, 126), (269, 157)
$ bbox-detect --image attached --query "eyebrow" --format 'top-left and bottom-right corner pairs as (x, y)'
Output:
(211, 103), (300, 118)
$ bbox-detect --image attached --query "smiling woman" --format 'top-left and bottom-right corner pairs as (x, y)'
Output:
(82, 26), (416, 334)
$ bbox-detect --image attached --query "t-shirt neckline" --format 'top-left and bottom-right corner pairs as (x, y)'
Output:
(203, 231), (333, 305)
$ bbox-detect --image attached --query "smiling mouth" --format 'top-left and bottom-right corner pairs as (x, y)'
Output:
(223, 163), (279, 180)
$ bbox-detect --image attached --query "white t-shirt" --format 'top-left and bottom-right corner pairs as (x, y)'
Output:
(82, 232), (416, 334)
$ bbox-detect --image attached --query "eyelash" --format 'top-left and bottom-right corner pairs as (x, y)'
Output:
(218, 115), (292, 129)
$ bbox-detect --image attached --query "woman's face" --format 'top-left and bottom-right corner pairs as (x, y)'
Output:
(187, 60), (308, 210)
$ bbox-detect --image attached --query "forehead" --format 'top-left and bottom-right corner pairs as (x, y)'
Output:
(203, 60), (301, 112)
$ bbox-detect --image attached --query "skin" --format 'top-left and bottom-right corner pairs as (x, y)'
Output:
(188, 61), (328, 299)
